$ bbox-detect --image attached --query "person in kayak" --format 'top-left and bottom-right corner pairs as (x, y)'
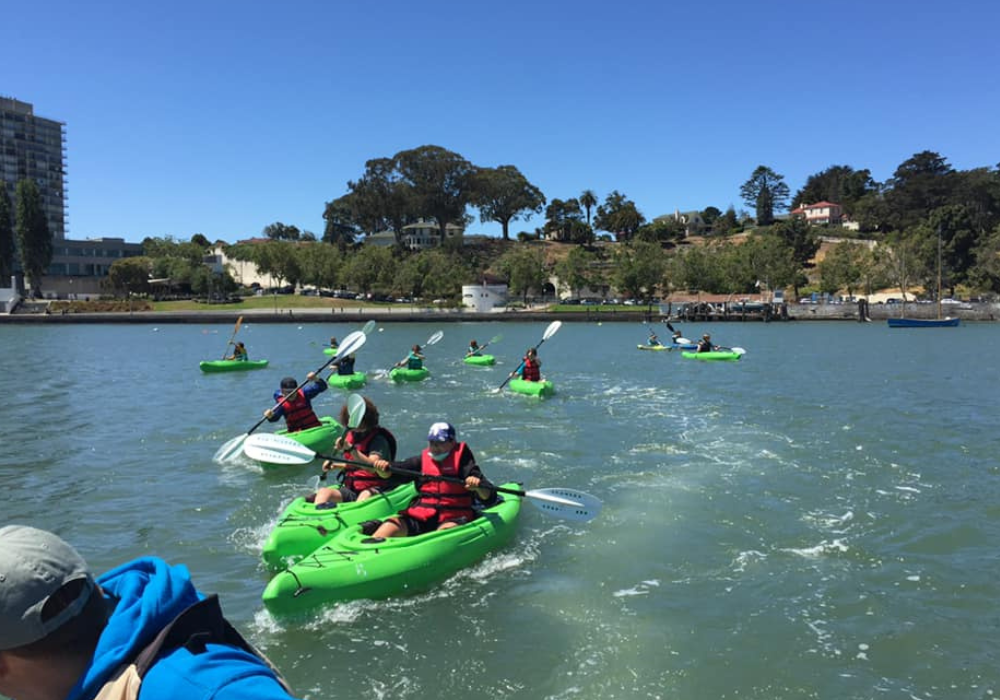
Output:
(696, 333), (718, 353)
(514, 347), (542, 382)
(671, 330), (684, 344)
(0, 525), (300, 700)
(396, 344), (424, 370)
(328, 336), (338, 351)
(466, 339), (483, 357)
(334, 351), (357, 376)
(264, 373), (327, 432)
(311, 396), (400, 507)
(646, 332), (661, 346)
(226, 341), (248, 361)
(367, 422), (497, 539)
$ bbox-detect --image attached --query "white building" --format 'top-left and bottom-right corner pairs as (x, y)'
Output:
(462, 282), (508, 312)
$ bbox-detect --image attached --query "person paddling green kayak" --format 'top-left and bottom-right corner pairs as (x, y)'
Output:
(266, 374), (328, 432)
(225, 341), (248, 361)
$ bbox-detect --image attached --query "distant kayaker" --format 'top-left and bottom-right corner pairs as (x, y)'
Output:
(396, 344), (424, 370)
(513, 347), (542, 382)
(265, 373), (327, 432)
(366, 422), (497, 539)
(329, 336), (338, 349)
(696, 333), (718, 353)
(647, 332), (661, 346)
(0, 525), (299, 700)
(226, 341), (248, 361)
(466, 339), (482, 357)
(335, 352), (357, 376)
(311, 396), (400, 508)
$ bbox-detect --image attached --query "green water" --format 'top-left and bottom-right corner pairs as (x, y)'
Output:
(1, 320), (998, 699)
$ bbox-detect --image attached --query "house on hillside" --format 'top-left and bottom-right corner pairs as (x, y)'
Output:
(654, 209), (707, 237)
(367, 219), (464, 250)
(790, 201), (846, 226)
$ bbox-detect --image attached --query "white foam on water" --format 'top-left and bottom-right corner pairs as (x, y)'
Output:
(612, 579), (661, 597)
(782, 539), (849, 558)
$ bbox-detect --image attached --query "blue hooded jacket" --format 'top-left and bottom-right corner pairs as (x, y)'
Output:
(67, 557), (297, 700)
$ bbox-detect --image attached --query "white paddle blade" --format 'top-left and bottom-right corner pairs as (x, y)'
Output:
(677, 337), (692, 345)
(213, 434), (248, 464)
(525, 487), (601, 522)
(732, 347), (746, 355)
(243, 433), (319, 465)
(543, 320), (562, 340)
(361, 320), (377, 335)
(335, 330), (366, 360)
(346, 393), (366, 429)
(426, 330), (444, 346)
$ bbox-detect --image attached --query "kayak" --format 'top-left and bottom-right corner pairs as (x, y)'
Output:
(199, 359), (269, 373)
(261, 483), (522, 615)
(637, 344), (669, 351)
(463, 354), (496, 366)
(255, 416), (343, 469)
(390, 367), (430, 382)
(509, 377), (554, 398)
(326, 371), (367, 390)
(672, 342), (698, 351)
(261, 482), (418, 571)
(681, 351), (742, 361)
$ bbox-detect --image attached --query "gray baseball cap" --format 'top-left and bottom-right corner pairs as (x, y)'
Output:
(0, 525), (96, 650)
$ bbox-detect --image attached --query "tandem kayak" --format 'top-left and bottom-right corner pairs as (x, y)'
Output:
(254, 416), (343, 469)
(681, 351), (742, 361)
(508, 377), (555, 398)
(326, 371), (367, 390)
(261, 484), (522, 615)
(199, 359), (269, 373)
(463, 354), (496, 366)
(389, 367), (430, 382)
(261, 482), (418, 571)
(637, 344), (669, 351)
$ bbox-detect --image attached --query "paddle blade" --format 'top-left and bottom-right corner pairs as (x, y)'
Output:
(525, 487), (601, 522)
(346, 393), (366, 429)
(426, 330), (444, 346)
(542, 320), (562, 341)
(732, 347), (746, 355)
(243, 434), (319, 465)
(213, 433), (248, 464)
(361, 319), (376, 335)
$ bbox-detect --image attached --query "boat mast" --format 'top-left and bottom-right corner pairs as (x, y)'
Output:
(936, 225), (943, 320)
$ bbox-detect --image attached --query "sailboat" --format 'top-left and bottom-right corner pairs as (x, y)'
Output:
(887, 228), (960, 328)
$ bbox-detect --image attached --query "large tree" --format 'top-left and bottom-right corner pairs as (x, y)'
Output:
(347, 157), (414, 244)
(769, 216), (821, 268)
(322, 194), (361, 253)
(594, 191), (645, 241)
(495, 245), (547, 304)
(395, 145), (477, 243)
(471, 165), (546, 240)
(579, 190), (598, 227)
(740, 165), (790, 226)
(262, 222), (302, 241)
(14, 179), (52, 295)
(0, 185), (14, 283)
(554, 246), (597, 298)
(792, 165), (878, 213)
(610, 240), (665, 302)
(884, 151), (955, 230)
(543, 198), (587, 242)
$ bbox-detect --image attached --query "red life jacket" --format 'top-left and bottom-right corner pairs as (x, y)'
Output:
(521, 357), (540, 381)
(279, 389), (321, 432)
(343, 427), (397, 493)
(404, 442), (475, 523)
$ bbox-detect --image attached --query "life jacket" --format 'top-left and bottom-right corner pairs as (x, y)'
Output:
(342, 427), (398, 493)
(93, 595), (292, 700)
(521, 357), (540, 381)
(404, 443), (475, 523)
(337, 355), (356, 375)
(406, 353), (423, 370)
(278, 389), (321, 432)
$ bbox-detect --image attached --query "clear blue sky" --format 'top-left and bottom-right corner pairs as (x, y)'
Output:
(5, 0), (999, 244)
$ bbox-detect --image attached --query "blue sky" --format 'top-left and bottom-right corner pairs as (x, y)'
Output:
(5, 0), (999, 244)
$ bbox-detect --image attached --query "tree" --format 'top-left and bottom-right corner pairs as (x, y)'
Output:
(495, 246), (547, 304)
(818, 241), (867, 298)
(740, 166), (790, 226)
(884, 151), (955, 230)
(190, 233), (211, 248)
(769, 217), (821, 268)
(594, 191), (645, 240)
(262, 222), (302, 241)
(554, 246), (596, 298)
(341, 245), (395, 296)
(792, 165), (878, 213)
(579, 190), (598, 227)
(106, 257), (153, 297)
(471, 165), (545, 240)
(882, 232), (930, 311)
(395, 145), (476, 243)
(634, 218), (684, 245)
(968, 223), (1000, 295)
(322, 194), (361, 253)
(701, 206), (722, 228)
(348, 157), (414, 244)
(543, 198), (585, 242)
(729, 234), (799, 296)
(297, 241), (343, 290)
(0, 185), (14, 283)
(610, 240), (665, 302)
(712, 206), (739, 236)
(14, 179), (52, 296)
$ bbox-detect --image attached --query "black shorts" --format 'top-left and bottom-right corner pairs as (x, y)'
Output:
(395, 513), (469, 536)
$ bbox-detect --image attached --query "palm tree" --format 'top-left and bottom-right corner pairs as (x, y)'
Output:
(580, 190), (598, 227)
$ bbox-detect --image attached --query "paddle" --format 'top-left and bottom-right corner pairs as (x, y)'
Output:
(717, 346), (747, 356)
(376, 330), (444, 378)
(221, 316), (244, 359)
(243, 433), (601, 522)
(497, 321), (561, 392)
(465, 334), (502, 358)
(317, 392), (367, 481)
(212, 330), (368, 464)
(642, 322), (662, 346)
(661, 320), (692, 346)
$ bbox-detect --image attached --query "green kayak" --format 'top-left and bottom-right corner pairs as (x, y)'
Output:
(262, 483), (522, 615)
(681, 351), (741, 361)
(389, 367), (430, 382)
(199, 359), (269, 373)
(261, 482), (418, 571)
(508, 377), (555, 398)
(326, 371), (367, 390)
(463, 354), (495, 366)
(322, 346), (338, 356)
(255, 416), (343, 469)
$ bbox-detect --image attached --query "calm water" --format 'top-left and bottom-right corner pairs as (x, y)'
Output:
(1, 319), (999, 700)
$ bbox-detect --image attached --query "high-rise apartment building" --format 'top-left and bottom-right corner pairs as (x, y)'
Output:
(0, 96), (67, 240)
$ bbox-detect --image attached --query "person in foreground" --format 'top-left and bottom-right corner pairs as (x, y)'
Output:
(368, 422), (497, 539)
(0, 524), (298, 700)
(513, 347), (542, 382)
(226, 341), (248, 361)
(265, 373), (327, 432)
(396, 344), (424, 370)
(696, 333), (718, 353)
(311, 396), (400, 507)
(466, 339), (482, 357)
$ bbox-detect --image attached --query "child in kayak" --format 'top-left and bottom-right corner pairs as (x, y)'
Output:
(367, 422), (497, 539)
(466, 339), (482, 357)
(515, 347), (542, 382)
(311, 397), (400, 507)
(696, 334), (718, 353)
(396, 344), (424, 370)
(226, 341), (248, 361)
(646, 332), (661, 346)
(264, 373), (327, 432)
